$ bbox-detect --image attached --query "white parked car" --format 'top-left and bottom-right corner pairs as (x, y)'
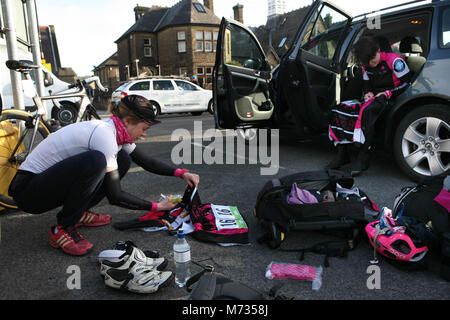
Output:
(112, 78), (213, 116)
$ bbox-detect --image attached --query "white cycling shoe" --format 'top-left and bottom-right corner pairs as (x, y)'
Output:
(100, 245), (167, 276)
(105, 261), (172, 294)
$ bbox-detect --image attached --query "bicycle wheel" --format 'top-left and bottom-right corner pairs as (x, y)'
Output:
(0, 110), (50, 210)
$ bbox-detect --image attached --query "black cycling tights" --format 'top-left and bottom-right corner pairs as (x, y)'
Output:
(10, 150), (130, 227)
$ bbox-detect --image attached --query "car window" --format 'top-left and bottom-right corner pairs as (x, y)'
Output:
(440, 6), (450, 48)
(129, 81), (150, 91)
(116, 82), (131, 91)
(175, 80), (197, 91)
(153, 80), (175, 91)
(224, 24), (270, 71)
(300, 4), (349, 61)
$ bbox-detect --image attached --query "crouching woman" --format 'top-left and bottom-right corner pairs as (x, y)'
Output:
(9, 95), (199, 256)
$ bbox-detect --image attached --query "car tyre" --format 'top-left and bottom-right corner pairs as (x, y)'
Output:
(393, 104), (450, 182)
(207, 99), (214, 114)
(150, 101), (161, 118)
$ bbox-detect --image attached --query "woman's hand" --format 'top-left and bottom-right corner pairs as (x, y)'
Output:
(183, 172), (200, 188)
(156, 196), (177, 211)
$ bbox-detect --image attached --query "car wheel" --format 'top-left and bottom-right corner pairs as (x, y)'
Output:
(207, 99), (214, 114)
(393, 104), (450, 182)
(55, 102), (78, 126)
(150, 101), (161, 118)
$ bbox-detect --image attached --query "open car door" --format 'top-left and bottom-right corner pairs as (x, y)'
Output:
(277, 1), (353, 131)
(213, 18), (273, 130)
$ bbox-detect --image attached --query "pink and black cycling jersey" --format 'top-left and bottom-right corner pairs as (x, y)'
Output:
(362, 51), (412, 99)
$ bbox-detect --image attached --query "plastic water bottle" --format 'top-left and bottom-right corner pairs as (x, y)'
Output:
(173, 230), (191, 287)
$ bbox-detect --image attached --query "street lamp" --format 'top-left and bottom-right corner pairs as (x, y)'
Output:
(124, 65), (130, 80)
(135, 59), (140, 78)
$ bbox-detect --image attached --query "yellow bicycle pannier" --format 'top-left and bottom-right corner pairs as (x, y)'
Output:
(0, 120), (25, 211)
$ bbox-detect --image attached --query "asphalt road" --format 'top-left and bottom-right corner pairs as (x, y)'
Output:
(0, 112), (449, 302)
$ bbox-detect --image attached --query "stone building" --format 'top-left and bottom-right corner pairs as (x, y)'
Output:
(92, 52), (120, 91)
(114, 0), (221, 89)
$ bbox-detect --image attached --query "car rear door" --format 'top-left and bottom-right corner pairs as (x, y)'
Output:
(152, 79), (178, 112)
(126, 80), (151, 100)
(279, 1), (353, 131)
(213, 18), (273, 130)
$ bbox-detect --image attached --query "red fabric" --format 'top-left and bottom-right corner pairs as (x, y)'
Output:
(110, 115), (132, 145)
(434, 189), (450, 212)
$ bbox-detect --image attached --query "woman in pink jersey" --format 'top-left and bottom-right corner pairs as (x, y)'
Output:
(328, 36), (412, 176)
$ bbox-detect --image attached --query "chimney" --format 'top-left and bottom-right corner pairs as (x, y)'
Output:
(233, 4), (244, 24)
(134, 5), (149, 22)
(203, 0), (214, 13)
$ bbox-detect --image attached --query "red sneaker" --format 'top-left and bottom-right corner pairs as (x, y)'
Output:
(50, 226), (93, 256)
(75, 210), (111, 227)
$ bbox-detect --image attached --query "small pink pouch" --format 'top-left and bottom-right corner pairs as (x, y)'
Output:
(265, 262), (323, 291)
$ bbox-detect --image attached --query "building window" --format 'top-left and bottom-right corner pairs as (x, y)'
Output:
(178, 41), (186, 53)
(196, 41), (203, 52)
(177, 31), (186, 53)
(205, 67), (212, 75)
(144, 38), (152, 57)
(195, 30), (218, 52)
(144, 47), (152, 57)
(197, 67), (204, 75)
(213, 32), (218, 52)
(204, 31), (212, 52)
(205, 41), (212, 52)
(193, 3), (206, 13)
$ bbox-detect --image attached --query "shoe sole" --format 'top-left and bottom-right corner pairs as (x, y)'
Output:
(50, 241), (93, 256)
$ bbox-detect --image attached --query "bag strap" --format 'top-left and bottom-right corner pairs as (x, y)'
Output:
(186, 264), (215, 293)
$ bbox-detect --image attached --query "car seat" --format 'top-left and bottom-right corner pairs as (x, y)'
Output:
(399, 36), (426, 75)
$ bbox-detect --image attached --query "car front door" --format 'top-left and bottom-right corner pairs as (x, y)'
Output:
(278, 1), (353, 131)
(213, 18), (273, 130)
(174, 80), (202, 111)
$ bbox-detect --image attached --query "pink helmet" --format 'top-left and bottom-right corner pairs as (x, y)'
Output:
(365, 221), (428, 262)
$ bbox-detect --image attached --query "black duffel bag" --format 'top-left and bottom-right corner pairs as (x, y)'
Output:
(255, 169), (379, 249)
